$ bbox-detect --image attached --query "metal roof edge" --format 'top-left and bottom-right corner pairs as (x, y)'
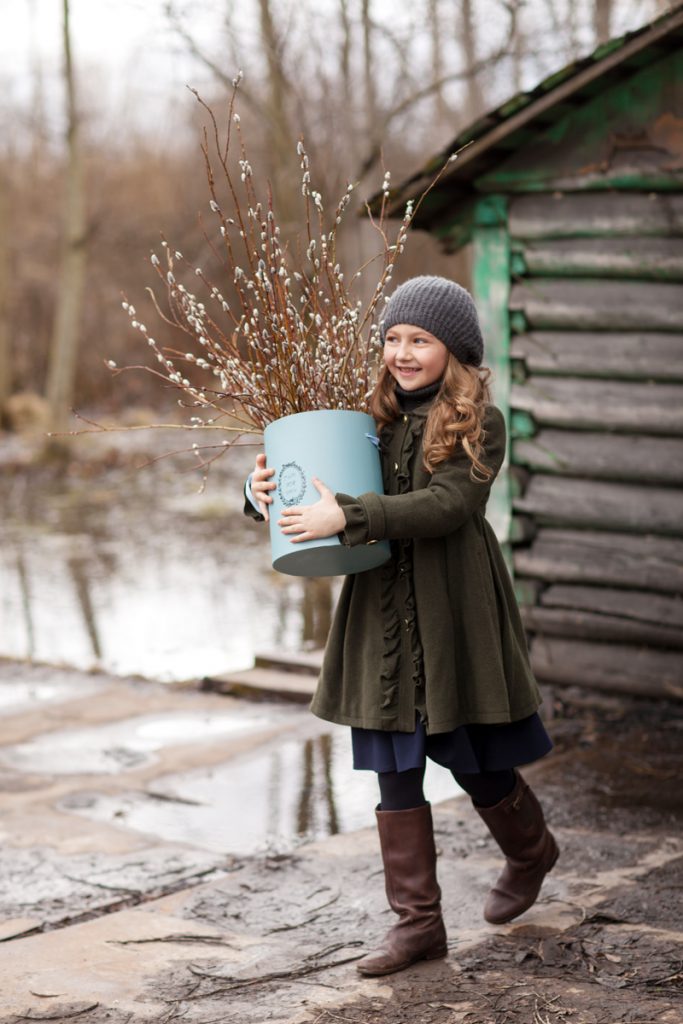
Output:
(371, 3), (683, 222)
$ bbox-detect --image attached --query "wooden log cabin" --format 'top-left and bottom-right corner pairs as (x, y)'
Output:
(376, 7), (683, 699)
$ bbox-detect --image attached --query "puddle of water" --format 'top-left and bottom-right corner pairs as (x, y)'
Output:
(0, 676), (104, 713)
(0, 446), (338, 681)
(58, 721), (464, 853)
(0, 708), (289, 774)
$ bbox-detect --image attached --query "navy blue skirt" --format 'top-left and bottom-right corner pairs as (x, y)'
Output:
(352, 713), (553, 774)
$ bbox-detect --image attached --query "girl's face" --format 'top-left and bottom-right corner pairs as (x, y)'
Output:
(383, 323), (449, 391)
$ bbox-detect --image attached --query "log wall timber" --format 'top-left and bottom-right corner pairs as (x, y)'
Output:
(541, 583), (683, 627)
(513, 529), (683, 595)
(512, 431), (683, 485)
(514, 238), (683, 280)
(511, 377), (683, 434)
(522, 581), (683, 648)
(522, 604), (683, 650)
(508, 193), (683, 239)
(510, 331), (683, 380)
(427, 44), (683, 697)
(530, 637), (683, 699)
(509, 279), (683, 332)
(513, 475), (683, 535)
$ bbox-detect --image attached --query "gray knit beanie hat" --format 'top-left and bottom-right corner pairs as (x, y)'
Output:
(380, 275), (484, 367)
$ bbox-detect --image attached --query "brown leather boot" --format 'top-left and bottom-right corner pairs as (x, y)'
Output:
(356, 803), (448, 977)
(474, 770), (559, 925)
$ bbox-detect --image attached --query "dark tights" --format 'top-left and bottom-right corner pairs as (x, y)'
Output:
(377, 764), (516, 810)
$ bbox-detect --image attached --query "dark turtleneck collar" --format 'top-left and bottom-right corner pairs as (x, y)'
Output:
(394, 378), (442, 413)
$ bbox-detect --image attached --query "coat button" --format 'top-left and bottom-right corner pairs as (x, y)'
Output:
(394, 462), (399, 472)
(403, 414), (408, 423)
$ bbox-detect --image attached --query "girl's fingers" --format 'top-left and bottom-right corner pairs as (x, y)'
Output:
(312, 476), (332, 496)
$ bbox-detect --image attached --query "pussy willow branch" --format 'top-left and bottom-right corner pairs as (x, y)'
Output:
(117, 75), (462, 453)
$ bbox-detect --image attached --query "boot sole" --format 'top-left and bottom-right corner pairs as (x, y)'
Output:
(356, 944), (448, 977)
(484, 841), (560, 926)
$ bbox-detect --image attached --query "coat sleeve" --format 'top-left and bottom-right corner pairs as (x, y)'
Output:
(243, 473), (266, 522)
(337, 406), (506, 545)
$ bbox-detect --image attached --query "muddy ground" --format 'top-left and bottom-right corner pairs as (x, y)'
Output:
(2, 685), (681, 1024)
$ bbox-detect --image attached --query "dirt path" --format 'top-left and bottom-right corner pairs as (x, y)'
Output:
(1, 682), (681, 1024)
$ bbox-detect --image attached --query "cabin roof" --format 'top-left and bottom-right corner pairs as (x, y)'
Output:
(376, 4), (683, 230)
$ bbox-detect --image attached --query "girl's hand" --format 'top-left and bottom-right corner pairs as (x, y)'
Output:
(251, 453), (276, 522)
(278, 478), (346, 543)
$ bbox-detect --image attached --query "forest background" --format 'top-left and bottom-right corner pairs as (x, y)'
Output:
(0, 0), (672, 433)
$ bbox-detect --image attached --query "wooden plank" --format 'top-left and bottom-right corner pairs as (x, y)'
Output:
(511, 377), (683, 435)
(509, 192), (683, 240)
(513, 475), (683, 536)
(517, 238), (683, 281)
(472, 195), (512, 544)
(512, 430), (683, 485)
(522, 604), (683, 649)
(541, 583), (683, 628)
(509, 279), (683, 332)
(514, 528), (683, 594)
(200, 668), (316, 703)
(530, 636), (683, 698)
(254, 649), (323, 676)
(510, 330), (683, 381)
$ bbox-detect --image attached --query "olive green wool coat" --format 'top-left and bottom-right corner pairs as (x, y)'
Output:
(310, 404), (542, 735)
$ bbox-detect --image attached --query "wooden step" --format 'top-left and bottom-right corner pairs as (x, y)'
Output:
(253, 650), (324, 676)
(513, 528), (683, 594)
(530, 636), (683, 699)
(509, 279), (682, 332)
(511, 376), (683, 434)
(201, 667), (317, 703)
(512, 430), (683, 485)
(510, 331), (683, 381)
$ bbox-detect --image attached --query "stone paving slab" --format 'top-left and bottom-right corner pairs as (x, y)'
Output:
(0, 662), (681, 1023)
(1, 791), (681, 1022)
(0, 659), (324, 935)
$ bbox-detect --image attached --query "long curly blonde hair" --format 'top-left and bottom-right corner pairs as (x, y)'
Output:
(369, 354), (493, 480)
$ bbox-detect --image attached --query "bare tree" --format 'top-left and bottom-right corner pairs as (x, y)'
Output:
(46, 0), (87, 432)
(257, 0), (300, 224)
(428, 0), (450, 129)
(460, 0), (485, 120)
(0, 166), (9, 416)
(593, 0), (614, 43)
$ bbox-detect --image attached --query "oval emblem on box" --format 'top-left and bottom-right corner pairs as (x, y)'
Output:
(278, 461), (307, 507)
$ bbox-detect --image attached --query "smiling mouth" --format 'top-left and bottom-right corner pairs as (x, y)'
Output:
(396, 367), (420, 373)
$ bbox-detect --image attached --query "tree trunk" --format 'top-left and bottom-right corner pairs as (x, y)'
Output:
(46, 0), (87, 433)
(0, 167), (10, 418)
(593, 0), (613, 44)
(428, 0), (449, 130)
(257, 0), (297, 227)
(361, 0), (379, 143)
(460, 0), (484, 120)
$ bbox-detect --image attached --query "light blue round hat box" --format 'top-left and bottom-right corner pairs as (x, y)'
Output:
(264, 410), (391, 577)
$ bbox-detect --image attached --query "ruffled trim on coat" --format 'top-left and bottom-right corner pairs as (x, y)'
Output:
(378, 417), (426, 719)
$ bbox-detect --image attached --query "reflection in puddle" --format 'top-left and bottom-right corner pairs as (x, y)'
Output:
(0, 675), (105, 713)
(0, 709), (282, 775)
(58, 724), (461, 853)
(0, 448), (337, 680)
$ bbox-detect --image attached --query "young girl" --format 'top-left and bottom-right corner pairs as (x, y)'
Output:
(246, 275), (558, 978)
